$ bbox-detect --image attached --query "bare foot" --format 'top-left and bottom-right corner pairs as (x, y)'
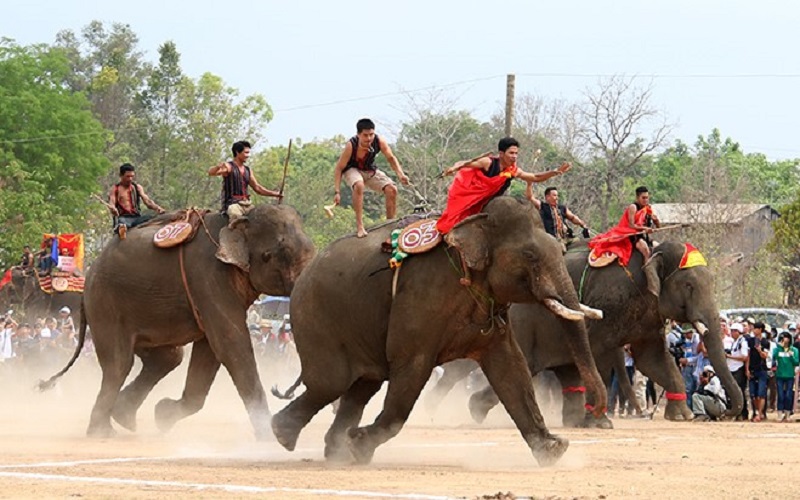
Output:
(357, 228), (368, 238)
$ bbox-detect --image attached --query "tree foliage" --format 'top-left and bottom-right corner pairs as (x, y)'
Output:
(0, 40), (109, 267)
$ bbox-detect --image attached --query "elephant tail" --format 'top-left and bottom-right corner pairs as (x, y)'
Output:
(37, 299), (87, 392)
(271, 375), (303, 400)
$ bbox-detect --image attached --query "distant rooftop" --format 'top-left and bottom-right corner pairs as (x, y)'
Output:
(650, 203), (779, 225)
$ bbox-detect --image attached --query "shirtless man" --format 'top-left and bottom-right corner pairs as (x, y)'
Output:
(108, 163), (165, 239)
(332, 118), (409, 237)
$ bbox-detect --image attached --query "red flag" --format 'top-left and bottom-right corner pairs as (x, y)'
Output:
(588, 205), (652, 267)
(0, 269), (12, 290)
(436, 164), (517, 234)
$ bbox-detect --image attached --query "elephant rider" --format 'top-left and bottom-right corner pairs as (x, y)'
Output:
(692, 365), (727, 422)
(588, 185), (661, 265)
(108, 163), (166, 240)
(208, 140), (283, 224)
(527, 186), (589, 242)
(18, 246), (35, 273)
(437, 137), (571, 234)
(332, 118), (410, 238)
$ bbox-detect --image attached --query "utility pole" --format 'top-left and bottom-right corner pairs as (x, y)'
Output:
(504, 74), (515, 137)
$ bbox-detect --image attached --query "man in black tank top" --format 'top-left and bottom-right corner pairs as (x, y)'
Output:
(528, 187), (589, 241)
(209, 140), (283, 221)
(333, 118), (409, 237)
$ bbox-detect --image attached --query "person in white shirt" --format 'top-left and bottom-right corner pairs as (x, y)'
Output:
(692, 365), (727, 421)
(726, 322), (750, 421)
(0, 319), (16, 362)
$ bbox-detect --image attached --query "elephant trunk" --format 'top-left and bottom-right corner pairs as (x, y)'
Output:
(701, 318), (743, 417)
(554, 276), (608, 417)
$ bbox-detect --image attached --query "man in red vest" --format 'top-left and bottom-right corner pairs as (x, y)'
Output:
(437, 137), (570, 234)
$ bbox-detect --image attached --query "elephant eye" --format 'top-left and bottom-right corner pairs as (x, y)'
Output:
(523, 250), (537, 263)
(262, 251), (272, 263)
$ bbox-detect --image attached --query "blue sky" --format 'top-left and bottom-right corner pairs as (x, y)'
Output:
(5, 0), (800, 159)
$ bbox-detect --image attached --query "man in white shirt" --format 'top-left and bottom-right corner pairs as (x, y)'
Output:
(726, 322), (750, 421)
(0, 319), (16, 362)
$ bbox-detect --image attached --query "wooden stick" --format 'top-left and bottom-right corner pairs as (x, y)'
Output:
(590, 224), (687, 244)
(92, 194), (114, 210)
(277, 139), (293, 204)
(436, 151), (493, 179)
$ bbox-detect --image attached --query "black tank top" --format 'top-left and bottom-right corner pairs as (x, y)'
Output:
(484, 157), (513, 197)
(540, 204), (569, 238)
(221, 162), (251, 211)
(344, 135), (381, 171)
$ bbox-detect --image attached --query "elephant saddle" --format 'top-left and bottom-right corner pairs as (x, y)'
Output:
(150, 208), (210, 249)
(381, 214), (443, 269)
(588, 248), (619, 268)
(37, 270), (85, 294)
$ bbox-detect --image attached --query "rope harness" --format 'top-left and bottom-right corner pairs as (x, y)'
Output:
(176, 210), (221, 334)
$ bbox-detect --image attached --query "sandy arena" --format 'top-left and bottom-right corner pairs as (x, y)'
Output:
(1, 354), (798, 500)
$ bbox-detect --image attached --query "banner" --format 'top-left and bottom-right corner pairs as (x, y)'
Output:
(42, 233), (84, 272)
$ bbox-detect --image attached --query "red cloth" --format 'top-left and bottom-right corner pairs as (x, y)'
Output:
(436, 163), (517, 234)
(588, 205), (653, 267)
(0, 269), (12, 290)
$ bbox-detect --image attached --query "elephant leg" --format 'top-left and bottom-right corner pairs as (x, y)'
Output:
(553, 364), (613, 429)
(423, 359), (476, 415)
(87, 330), (135, 438)
(468, 384), (500, 424)
(272, 376), (348, 452)
(204, 324), (272, 440)
(478, 334), (567, 467)
(324, 378), (383, 462)
(633, 339), (693, 421)
(111, 345), (184, 432)
(347, 354), (435, 465)
(155, 339), (220, 433)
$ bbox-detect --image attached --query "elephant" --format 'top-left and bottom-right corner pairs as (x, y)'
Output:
(463, 240), (744, 426)
(40, 205), (315, 439)
(270, 197), (608, 467)
(0, 268), (82, 325)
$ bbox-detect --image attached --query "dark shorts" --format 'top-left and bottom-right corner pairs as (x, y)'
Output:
(748, 370), (768, 398)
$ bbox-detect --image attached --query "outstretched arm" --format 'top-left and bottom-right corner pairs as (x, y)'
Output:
(525, 182), (542, 209)
(379, 137), (409, 185)
(442, 155), (492, 177)
(249, 171), (281, 198)
(137, 185), (165, 213)
(208, 162), (231, 176)
(332, 142), (352, 206)
(516, 162), (571, 183)
(565, 208), (586, 228)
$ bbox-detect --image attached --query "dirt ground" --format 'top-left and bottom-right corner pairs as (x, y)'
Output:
(1, 355), (798, 500)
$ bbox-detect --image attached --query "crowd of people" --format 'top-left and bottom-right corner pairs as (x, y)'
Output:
(0, 307), (90, 374)
(608, 317), (800, 422)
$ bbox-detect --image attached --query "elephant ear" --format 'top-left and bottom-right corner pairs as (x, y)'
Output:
(444, 213), (490, 271)
(215, 217), (250, 272)
(643, 250), (663, 297)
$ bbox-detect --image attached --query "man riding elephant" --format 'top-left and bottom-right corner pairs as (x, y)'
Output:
(271, 196), (607, 467)
(40, 204), (316, 439)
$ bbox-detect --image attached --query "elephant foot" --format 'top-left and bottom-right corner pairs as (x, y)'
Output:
(86, 421), (117, 439)
(324, 441), (354, 463)
(581, 412), (614, 429)
(252, 414), (273, 442)
(664, 401), (692, 421)
(346, 427), (377, 465)
(271, 411), (300, 451)
(154, 398), (182, 433)
(468, 393), (492, 424)
(528, 434), (569, 467)
(111, 404), (138, 433)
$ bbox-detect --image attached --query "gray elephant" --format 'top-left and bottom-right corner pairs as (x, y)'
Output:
(466, 240), (744, 426)
(0, 268), (82, 325)
(40, 205), (315, 439)
(271, 197), (607, 467)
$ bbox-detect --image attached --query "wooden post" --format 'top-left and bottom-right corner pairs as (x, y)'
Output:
(504, 74), (515, 137)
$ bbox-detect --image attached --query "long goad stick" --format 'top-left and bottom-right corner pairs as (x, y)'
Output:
(436, 151), (493, 179)
(277, 138), (293, 204)
(589, 223), (688, 245)
(92, 194), (115, 211)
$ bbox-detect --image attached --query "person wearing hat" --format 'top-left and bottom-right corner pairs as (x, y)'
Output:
(772, 331), (800, 422)
(58, 307), (75, 341)
(692, 365), (727, 422)
(726, 322), (750, 421)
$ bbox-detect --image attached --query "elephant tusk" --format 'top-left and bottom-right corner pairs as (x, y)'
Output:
(544, 298), (585, 321)
(579, 304), (604, 320)
(694, 321), (709, 336)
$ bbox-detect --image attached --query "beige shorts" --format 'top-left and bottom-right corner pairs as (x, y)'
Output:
(342, 168), (395, 192)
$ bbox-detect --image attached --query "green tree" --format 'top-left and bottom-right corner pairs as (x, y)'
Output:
(0, 41), (109, 267)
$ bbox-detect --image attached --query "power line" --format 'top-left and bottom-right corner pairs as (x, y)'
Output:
(517, 72), (800, 79)
(273, 74), (505, 112)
